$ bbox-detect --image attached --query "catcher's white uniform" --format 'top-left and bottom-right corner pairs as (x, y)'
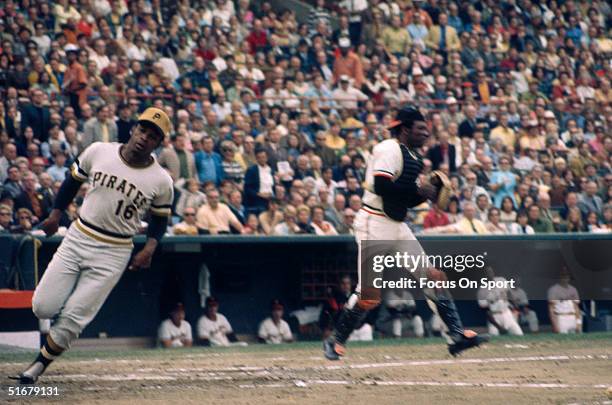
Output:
(356, 139), (427, 293)
(32, 142), (173, 349)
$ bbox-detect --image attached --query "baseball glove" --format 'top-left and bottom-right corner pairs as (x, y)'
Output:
(429, 170), (452, 210)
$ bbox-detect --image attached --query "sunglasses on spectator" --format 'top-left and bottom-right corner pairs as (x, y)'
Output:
(0, 212), (11, 216)
(184, 213), (196, 216)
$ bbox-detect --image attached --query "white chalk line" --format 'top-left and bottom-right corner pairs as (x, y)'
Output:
(239, 379), (611, 390)
(3, 354), (610, 376)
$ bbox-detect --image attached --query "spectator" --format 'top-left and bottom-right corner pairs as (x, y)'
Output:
(195, 136), (223, 186)
(499, 196), (517, 224)
(227, 189), (247, 225)
(311, 205), (338, 235)
(273, 205), (300, 235)
(172, 207), (199, 236)
(258, 299), (293, 344)
(81, 104), (117, 148)
(175, 179), (206, 218)
(382, 15), (412, 57)
(220, 140), (244, 186)
(159, 133), (197, 184)
(14, 171), (52, 222)
(244, 148), (275, 214)
(560, 206), (585, 233)
(46, 151), (68, 183)
(296, 204), (316, 234)
(3, 165), (24, 200)
(0, 143), (18, 184)
(486, 208), (508, 234)
(258, 198), (283, 235)
(197, 297), (245, 347)
(332, 75), (368, 111)
(196, 188), (243, 235)
(423, 204), (450, 229)
(337, 208), (356, 235)
(20, 89), (51, 143)
(115, 102), (136, 144)
(158, 303), (193, 348)
(0, 204), (13, 233)
(10, 207), (36, 234)
(62, 45), (88, 117)
(586, 211), (607, 233)
(425, 12), (461, 53)
(332, 38), (364, 88)
(429, 202), (488, 234)
(428, 132), (456, 172)
(527, 205), (554, 233)
(578, 180), (604, 219)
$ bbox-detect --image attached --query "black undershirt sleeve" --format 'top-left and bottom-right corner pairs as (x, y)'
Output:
(53, 175), (83, 211)
(147, 215), (168, 242)
(373, 175), (419, 198)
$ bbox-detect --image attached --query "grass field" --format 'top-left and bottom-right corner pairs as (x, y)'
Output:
(1, 333), (611, 404)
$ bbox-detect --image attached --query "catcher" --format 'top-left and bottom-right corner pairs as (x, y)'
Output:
(324, 106), (488, 360)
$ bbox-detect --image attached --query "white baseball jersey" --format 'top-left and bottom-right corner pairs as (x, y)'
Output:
(258, 317), (293, 344)
(158, 319), (192, 347)
(70, 142), (173, 244)
(197, 313), (233, 347)
(363, 139), (404, 211)
(478, 277), (511, 313)
(547, 283), (580, 314)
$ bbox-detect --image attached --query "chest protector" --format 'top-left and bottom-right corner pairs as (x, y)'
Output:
(382, 144), (425, 221)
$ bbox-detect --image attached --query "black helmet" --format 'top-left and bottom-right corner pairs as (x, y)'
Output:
(387, 106), (425, 130)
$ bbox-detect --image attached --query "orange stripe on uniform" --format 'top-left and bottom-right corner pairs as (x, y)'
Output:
(361, 207), (385, 217)
(373, 172), (394, 179)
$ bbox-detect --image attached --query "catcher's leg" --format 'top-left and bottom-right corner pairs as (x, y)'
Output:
(324, 211), (387, 360)
(402, 224), (488, 356)
(324, 290), (380, 360)
(419, 269), (489, 355)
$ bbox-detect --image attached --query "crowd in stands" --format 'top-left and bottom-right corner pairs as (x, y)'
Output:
(0, 0), (611, 236)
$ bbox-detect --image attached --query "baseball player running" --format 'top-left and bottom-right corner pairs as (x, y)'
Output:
(323, 107), (488, 360)
(10, 108), (174, 384)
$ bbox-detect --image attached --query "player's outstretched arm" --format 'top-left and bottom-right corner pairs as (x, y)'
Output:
(42, 175), (83, 236)
(128, 214), (168, 271)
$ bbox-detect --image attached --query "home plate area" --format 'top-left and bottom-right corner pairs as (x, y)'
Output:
(1, 334), (611, 404)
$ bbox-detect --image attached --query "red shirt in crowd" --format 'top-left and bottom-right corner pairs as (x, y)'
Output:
(423, 208), (450, 229)
(247, 30), (268, 54)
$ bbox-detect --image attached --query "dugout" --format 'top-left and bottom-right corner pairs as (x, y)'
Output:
(0, 234), (611, 343)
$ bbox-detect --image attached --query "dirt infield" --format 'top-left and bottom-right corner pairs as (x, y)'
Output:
(1, 333), (611, 404)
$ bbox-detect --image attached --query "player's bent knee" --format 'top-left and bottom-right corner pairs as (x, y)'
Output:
(32, 294), (58, 320)
(356, 299), (380, 310)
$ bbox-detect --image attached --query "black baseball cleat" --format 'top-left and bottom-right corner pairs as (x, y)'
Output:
(323, 338), (345, 361)
(8, 361), (47, 384)
(448, 330), (489, 357)
(8, 373), (38, 384)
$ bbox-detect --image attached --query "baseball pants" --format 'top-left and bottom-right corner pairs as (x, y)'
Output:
(354, 208), (428, 294)
(487, 309), (523, 336)
(556, 314), (579, 334)
(353, 208), (460, 344)
(32, 223), (133, 349)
